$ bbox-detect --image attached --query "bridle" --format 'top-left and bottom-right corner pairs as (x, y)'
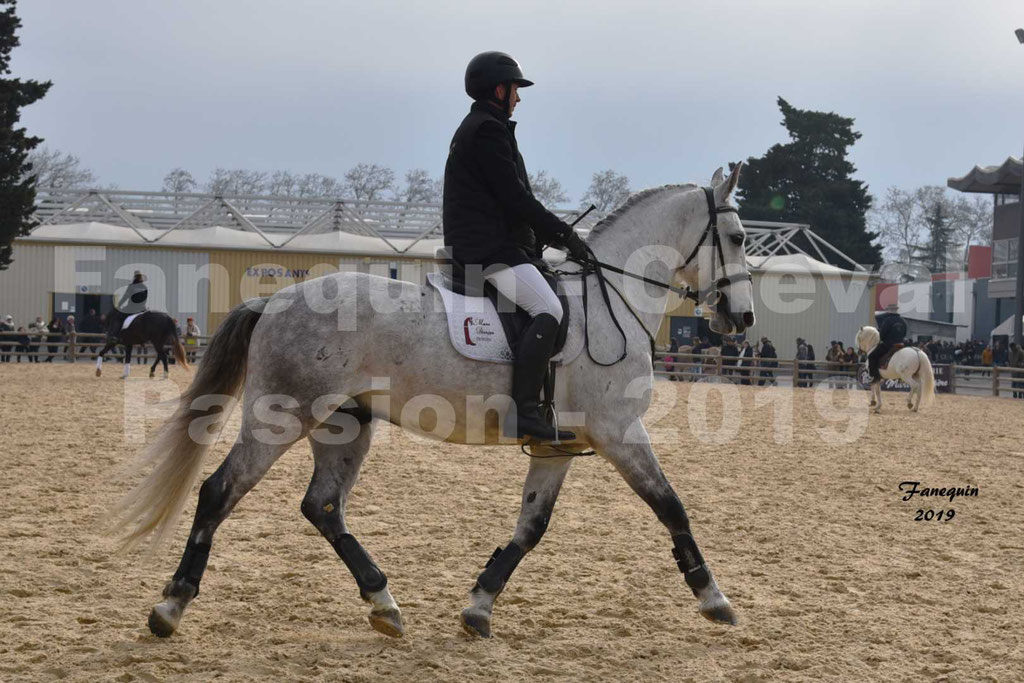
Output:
(568, 185), (753, 366)
(678, 186), (752, 308)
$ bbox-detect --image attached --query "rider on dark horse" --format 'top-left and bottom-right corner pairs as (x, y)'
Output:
(443, 51), (589, 443)
(869, 304), (907, 382)
(108, 271), (148, 341)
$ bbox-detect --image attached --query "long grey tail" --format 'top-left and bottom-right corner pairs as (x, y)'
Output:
(110, 299), (268, 551)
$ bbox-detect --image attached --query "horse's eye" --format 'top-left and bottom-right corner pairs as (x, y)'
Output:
(730, 234), (744, 247)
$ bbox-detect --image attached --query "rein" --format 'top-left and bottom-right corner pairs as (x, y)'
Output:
(563, 186), (750, 367)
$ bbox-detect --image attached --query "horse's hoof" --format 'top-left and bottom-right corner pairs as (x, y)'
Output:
(700, 602), (739, 626)
(148, 602), (180, 638)
(95, 369), (101, 377)
(149, 372), (155, 379)
(368, 607), (404, 638)
(460, 607), (492, 638)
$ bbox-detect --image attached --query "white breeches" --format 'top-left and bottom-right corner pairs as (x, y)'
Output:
(484, 263), (563, 322)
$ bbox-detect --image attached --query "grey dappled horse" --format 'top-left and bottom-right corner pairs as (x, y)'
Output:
(113, 166), (755, 639)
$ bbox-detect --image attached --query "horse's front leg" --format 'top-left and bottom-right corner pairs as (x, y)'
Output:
(95, 340), (115, 376)
(872, 381), (882, 413)
(461, 451), (574, 638)
(592, 430), (737, 625)
(122, 345), (132, 379)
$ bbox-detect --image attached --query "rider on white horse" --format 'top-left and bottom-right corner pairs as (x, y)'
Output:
(443, 51), (589, 443)
(868, 303), (906, 383)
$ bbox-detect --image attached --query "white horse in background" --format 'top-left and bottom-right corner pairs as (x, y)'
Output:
(856, 326), (935, 413)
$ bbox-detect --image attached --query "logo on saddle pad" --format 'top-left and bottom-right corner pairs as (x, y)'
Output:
(463, 317), (496, 346)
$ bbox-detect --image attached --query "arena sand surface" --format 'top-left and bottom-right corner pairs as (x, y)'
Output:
(1, 363), (1022, 682)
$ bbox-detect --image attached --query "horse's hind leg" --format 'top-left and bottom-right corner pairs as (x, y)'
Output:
(148, 437), (294, 637)
(593, 433), (737, 626)
(150, 351), (160, 378)
(461, 451), (574, 638)
(907, 378), (920, 411)
(301, 422), (404, 638)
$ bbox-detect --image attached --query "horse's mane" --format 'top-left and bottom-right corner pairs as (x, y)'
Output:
(586, 184), (697, 239)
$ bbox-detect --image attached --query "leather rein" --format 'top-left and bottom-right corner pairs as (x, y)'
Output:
(565, 186), (752, 366)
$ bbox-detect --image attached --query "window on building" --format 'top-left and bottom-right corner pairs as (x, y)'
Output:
(992, 237), (1018, 280)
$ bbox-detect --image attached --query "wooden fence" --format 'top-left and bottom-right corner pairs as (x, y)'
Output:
(3, 333), (1023, 399)
(653, 351), (1024, 398)
(0, 331), (211, 364)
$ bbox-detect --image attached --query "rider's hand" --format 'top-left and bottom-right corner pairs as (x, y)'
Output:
(560, 230), (589, 262)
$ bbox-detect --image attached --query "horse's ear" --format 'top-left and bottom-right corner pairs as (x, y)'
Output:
(713, 162), (743, 204)
(711, 167), (724, 185)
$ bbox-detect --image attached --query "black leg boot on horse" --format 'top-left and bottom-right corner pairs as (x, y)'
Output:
(505, 313), (575, 443)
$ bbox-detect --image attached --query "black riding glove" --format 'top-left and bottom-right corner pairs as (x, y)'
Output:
(559, 230), (589, 262)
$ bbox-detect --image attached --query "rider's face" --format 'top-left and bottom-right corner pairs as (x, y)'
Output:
(495, 83), (521, 116)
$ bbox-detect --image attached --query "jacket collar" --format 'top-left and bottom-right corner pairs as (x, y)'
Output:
(471, 100), (515, 129)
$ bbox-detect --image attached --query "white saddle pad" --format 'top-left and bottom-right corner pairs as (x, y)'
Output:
(427, 272), (584, 365)
(121, 312), (143, 331)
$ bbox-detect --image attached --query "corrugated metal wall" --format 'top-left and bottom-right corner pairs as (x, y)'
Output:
(0, 243), (55, 326)
(50, 245), (212, 333)
(747, 273), (871, 358)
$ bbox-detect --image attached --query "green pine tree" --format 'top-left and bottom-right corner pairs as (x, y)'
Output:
(0, 0), (51, 270)
(736, 97), (881, 268)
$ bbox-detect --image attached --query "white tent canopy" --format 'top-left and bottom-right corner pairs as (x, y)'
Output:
(991, 314), (1023, 337)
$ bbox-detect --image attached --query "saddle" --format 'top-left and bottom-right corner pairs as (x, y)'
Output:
(430, 247), (570, 364)
(879, 343), (904, 370)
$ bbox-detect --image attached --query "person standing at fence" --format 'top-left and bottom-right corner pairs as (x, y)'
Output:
(0, 314), (14, 362)
(28, 316), (46, 362)
(795, 338), (808, 388)
(1010, 342), (1024, 399)
(45, 315), (63, 362)
(64, 315), (77, 361)
(758, 337), (777, 386)
(666, 337), (679, 381)
(185, 317), (201, 363)
(737, 340), (753, 385)
(721, 337), (738, 377)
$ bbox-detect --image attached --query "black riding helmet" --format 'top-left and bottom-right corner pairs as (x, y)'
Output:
(464, 51), (534, 108)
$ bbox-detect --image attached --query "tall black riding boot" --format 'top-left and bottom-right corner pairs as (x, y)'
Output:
(505, 313), (576, 442)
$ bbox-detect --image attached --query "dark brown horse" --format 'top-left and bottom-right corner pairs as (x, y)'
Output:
(95, 311), (189, 378)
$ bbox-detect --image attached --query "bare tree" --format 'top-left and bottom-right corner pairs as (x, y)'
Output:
(870, 186), (922, 263)
(393, 168), (441, 204)
(25, 146), (97, 190)
(581, 169), (630, 212)
(204, 168), (269, 195)
(162, 168), (197, 194)
(344, 163), (395, 200)
(952, 194), (993, 265)
(264, 170), (298, 196)
(528, 169), (569, 208)
(294, 172), (343, 198)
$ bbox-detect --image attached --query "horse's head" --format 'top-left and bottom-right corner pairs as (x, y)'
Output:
(856, 326), (879, 353)
(677, 164), (755, 335)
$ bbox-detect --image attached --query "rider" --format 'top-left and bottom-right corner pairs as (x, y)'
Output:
(443, 51), (589, 443)
(108, 270), (148, 339)
(868, 303), (907, 382)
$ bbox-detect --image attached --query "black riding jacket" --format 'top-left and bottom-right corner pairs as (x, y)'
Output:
(443, 101), (572, 268)
(117, 282), (148, 314)
(875, 312), (906, 345)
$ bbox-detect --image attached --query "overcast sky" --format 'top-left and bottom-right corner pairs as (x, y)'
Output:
(14, 0), (1024, 204)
